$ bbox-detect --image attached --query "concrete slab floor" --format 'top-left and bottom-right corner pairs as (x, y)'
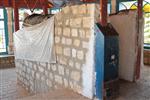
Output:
(117, 65), (150, 100)
(1, 65), (150, 100)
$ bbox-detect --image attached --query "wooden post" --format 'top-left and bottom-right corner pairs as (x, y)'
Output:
(13, 0), (19, 31)
(43, 0), (48, 14)
(100, 0), (107, 26)
(111, 0), (117, 13)
(135, 0), (143, 80)
(138, 0), (143, 19)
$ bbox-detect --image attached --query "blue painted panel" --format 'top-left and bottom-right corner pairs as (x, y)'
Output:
(94, 24), (104, 100)
(104, 36), (119, 81)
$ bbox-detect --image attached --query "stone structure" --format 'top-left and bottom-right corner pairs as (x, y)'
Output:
(16, 4), (100, 99)
(144, 50), (150, 65)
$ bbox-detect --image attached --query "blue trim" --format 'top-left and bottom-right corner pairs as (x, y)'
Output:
(11, 8), (14, 33)
(0, 7), (8, 55)
(4, 7), (8, 54)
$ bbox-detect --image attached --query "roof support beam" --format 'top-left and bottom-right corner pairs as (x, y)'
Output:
(43, 0), (48, 14)
(100, 0), (108, 26)
(135, 0), (143, 80)
(13, 0), (19, 31)
(111, 0), (117, 13)
(138, 0), (143, 19)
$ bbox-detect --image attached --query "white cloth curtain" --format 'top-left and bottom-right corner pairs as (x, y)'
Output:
(14, 17), (56, 63)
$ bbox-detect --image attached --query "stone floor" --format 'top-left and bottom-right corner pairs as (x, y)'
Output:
(0, 68), (30, 100)
(117, 65), (150, 100)
(0, 65), (150, 100)
(18, 88), (89, 100)
(0, 68), (89, 100)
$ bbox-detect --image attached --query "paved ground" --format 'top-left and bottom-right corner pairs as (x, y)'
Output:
(0, 65), (150, 100)
(0, 68), (30, 100)
(18, 88), (89, 100)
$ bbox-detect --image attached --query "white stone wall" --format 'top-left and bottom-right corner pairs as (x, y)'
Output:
(16, 4), (99, 99)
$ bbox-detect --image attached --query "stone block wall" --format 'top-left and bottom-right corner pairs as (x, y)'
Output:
(16, 4), (99, 99)
(144, 50), (150, 65)
(0, 56), (15, 69)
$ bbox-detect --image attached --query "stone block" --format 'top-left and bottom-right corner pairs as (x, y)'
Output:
(33, 64), (37, 71)
(31, 70), (35, 77)
(47, 64), (51, 71)
(58, 65), (65, 75)
(82, 41), (89, 49)
(39, 66), (44, 73)
(56, 45), (63, 55)
(49, 73), (54, 80)
(72, 48), (77, 58)
(59, 57), (67, 65)
(27, 67), (31, 74)
(77, 50), (84, 60)
(45, 70), (49, 76)
(41, 76), (46, 81)
(62, 37), (66, 44)
(65, 19), (70, 26)
(55, 75), (63, 84)
(51, 65), (57, 72)
(71, 71), (81, 82)
(71, 5), (79, 15)
(24, 61), (28, 66)
(65, 69), (70, 76)
(66, 38), (72, 46)
(46, 79), (52, 88)
(57, 21), (63, 26)
(36, 73), (40, 79)
(70, 18), (82, 28)
(55, 36), (60, 43)
(55, 12), (62, 21)
(71, 28), (78, 37)
(73, 82), (82, 93)
(56, 27), (62, 35)
(78, 4), (86, 14)
(75, 62), (81, 70)
(83, 17), (93, 28)
(28, 62), (33, 69)
(63, 28), (71, 37)
(86, 30), (91, 39)
(79, 29), (86, 38)
(64, 47), (71, 57)
(87, 4), (95, 15)
(69, 60), (74, 67)
(73, 39), (80, 47)
(63, 6), (70, 14)
(40, 62), (47, 67)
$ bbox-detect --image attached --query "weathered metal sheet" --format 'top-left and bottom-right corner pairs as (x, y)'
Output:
(94, 24), (104, 100)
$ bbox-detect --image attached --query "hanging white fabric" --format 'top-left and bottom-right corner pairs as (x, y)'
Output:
(14, 17), (56, 63)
